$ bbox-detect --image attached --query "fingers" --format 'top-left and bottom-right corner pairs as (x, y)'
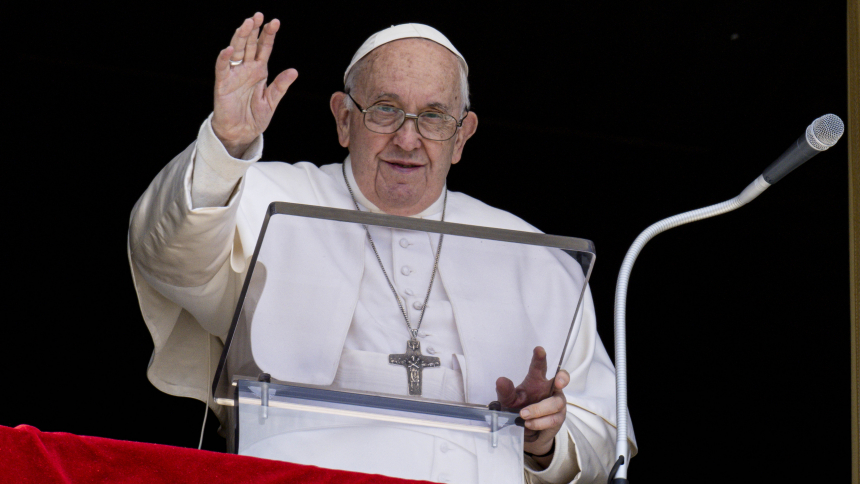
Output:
(520, 392), (566, 421)
(215, 46), (235, 81)
(265, 68), (299, 110)
(520, 390), (567, 431)
(523, 411), (566, 432)
(244, 13), (264, 61)
(527, 346), (549, 380)
(224, 14), (276, 70)
(228, 17), (254, 62)
(496, 348), (565, 412)
(495, 377), (517, 407)
(554, 369), (570, 390)
(495, 377), (525, 409)
(256, 19), (280, 62)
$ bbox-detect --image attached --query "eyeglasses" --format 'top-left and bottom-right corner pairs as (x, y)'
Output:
(346, 92), (467, 141)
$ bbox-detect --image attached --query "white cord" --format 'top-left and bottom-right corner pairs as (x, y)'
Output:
(612, 175), (770, 479)
(198, 334), (211, 450)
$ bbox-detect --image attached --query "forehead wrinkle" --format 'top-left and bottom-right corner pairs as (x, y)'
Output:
(371, 92), (402, 102)
(370, 92), (452, 113)
(356, 39), (460, 112)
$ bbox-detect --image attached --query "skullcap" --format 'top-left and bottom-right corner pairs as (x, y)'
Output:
(344, 23), (468, 84)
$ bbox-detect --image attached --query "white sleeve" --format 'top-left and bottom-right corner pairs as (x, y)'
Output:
(524, 425), (581, 484)
(127, 115), (266, 411)
(191, 113), (263, 208)
(130, 116), (259, 279)
(525, 406), (633, 484)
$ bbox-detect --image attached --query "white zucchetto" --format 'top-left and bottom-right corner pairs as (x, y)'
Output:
(344, 23), (468, 84)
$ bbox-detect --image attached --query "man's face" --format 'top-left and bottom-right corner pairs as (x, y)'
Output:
(330, 39), (478, 216)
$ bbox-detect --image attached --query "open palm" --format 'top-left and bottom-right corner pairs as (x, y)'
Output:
(211, 13), (298, 157)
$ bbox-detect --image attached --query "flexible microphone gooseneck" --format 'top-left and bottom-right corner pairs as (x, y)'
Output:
(609, 114), (844, 484)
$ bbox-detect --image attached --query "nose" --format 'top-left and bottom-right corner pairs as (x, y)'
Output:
(392, 116), (423, 151)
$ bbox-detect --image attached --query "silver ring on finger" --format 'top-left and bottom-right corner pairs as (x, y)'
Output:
(229, 59), (244, 67)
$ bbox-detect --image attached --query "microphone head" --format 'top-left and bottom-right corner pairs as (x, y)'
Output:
(806, 114), (844, 151)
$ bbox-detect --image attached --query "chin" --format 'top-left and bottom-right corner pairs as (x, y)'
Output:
(383, 194), (420, 210)
(378, 189), (422, 212)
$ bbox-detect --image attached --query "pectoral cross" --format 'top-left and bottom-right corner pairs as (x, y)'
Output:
(389, 338), (440, 396)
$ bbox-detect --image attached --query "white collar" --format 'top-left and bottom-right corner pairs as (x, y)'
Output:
(343, 156), (446, 218)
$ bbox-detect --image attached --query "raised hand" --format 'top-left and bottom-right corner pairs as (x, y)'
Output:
(211, 13), (299, 157)
(496, 346), (570, 463)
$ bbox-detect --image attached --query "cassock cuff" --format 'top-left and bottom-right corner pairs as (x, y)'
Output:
(524, 426), (581, 484)
(191, 114), (263, 208)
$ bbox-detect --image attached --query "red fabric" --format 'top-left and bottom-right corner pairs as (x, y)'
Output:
(1, 425), (433, 484)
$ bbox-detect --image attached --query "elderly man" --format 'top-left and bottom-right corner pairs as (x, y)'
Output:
(129, 12), (633, 484)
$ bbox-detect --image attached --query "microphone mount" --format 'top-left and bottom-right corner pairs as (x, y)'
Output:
(609, 114), (843, 482)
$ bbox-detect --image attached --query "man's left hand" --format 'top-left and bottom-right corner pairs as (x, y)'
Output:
(496, 346), (569, 461)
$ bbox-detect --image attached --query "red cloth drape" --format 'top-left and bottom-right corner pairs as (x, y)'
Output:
(1, 425), (433, 483)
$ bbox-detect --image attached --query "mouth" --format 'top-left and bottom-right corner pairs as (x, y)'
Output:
(383, 159), (424, 172)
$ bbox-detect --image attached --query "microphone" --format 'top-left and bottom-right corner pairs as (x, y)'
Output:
(609, 113), (844, 483)
(762, 114), (844, 185)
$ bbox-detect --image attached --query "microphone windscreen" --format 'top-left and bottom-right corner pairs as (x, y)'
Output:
(806, 114), (844, 151)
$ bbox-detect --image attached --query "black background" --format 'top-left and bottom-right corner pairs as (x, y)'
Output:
(8, 1), (852, 482)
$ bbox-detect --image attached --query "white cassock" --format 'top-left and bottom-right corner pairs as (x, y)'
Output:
(128, 115), (637, 484)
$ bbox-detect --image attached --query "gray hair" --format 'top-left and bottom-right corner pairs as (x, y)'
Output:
(344, 55), (470, 116)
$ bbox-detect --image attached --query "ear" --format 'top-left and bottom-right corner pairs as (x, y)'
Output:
(330, 92), (351, 148)
(451, 111), (478, 165)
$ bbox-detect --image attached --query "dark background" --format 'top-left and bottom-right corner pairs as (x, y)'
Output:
(8, 1), (852, 482)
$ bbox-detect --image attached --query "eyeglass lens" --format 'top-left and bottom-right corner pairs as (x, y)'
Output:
(365, 106), (457, 141)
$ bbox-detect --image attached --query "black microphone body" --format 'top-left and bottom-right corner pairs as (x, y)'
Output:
(762, 134), (820, 184)
(760, 114), (844, 185)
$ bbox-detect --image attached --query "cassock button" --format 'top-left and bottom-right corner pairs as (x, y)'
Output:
(437, 474), (451, 483)
(412, 301), (424, 310)
(401, 266), (412, 276)
(426, 347), (436, 354)
(399, 238), (410, 248)
(440, 443), (449, 453)
(405, 289), (414, 296)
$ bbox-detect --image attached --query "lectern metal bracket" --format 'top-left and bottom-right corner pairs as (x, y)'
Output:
(258, 373), (271, 419)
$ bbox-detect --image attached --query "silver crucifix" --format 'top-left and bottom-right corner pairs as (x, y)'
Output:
(389, 338), (440, 396)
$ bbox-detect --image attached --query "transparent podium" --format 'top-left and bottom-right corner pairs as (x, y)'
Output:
(213, 202), (595, 484)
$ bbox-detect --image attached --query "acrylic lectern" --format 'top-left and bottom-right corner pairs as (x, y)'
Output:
(212, 202), (595, 484)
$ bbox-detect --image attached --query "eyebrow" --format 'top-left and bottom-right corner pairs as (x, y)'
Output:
(371, 92), (452, 113)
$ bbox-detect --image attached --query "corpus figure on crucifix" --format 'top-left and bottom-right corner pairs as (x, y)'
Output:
(389, 338), (441, 395)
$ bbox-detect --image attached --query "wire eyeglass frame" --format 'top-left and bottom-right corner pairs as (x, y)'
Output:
(346, 92), (468, 141)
